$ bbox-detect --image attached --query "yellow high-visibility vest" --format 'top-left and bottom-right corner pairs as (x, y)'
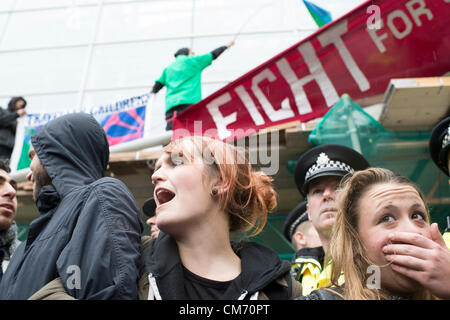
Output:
(444, 232), (450, 249)
(293, 257), (344, 296)
(292, 257), (322, 296)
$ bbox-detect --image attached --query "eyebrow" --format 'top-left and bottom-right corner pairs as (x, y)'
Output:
(378, 203), (425, 213)
(410, 203), (426, 210)
(370, 202), (393, 215)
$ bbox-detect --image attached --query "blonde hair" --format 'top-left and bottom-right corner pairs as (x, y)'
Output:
(328, 167), (436, 300)
(163, 135), (277, 237)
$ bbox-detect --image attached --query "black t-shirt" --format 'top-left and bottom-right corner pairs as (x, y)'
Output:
(183, 266), (240, 300)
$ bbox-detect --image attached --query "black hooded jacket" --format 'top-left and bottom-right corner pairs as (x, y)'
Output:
(0, 113), (143, 300)
(138, 232), (294, 300)
(0, 98), (25, 151)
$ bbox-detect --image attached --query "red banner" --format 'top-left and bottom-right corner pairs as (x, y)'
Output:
(173, 0), (450, 141)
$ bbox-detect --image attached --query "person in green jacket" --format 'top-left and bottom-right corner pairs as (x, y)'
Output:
(150, 41), (234, 130)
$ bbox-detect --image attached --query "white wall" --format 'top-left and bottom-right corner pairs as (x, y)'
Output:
(0, 0), (367, 122)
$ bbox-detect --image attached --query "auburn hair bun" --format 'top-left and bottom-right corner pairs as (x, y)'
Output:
(251, 171), (277, 213)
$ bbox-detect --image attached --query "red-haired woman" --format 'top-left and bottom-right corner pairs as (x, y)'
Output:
(138, 136), (298, 300)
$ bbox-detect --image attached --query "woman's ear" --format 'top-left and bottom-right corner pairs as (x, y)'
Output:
(210, 179), (230, 197)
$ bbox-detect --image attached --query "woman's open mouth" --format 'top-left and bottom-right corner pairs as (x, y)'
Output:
(155, 188), (176, 207)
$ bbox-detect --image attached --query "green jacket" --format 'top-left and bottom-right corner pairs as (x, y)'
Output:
(157, 53), (213, 112)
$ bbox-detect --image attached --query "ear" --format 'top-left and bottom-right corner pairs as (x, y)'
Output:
(293, 231), (306, 248)
(210, 178), (230, 196)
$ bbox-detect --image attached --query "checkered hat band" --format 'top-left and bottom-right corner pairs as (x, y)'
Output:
(305, 160), (354, 181)
(289, 211), (307, 240)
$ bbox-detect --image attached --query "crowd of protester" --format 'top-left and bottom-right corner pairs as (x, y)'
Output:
(0, 110), (449, 300)
(1, 50), (450, 302)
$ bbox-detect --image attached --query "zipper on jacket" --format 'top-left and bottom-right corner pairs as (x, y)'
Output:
(147, 273), (162, 300)
(237, 290), (259, 300)
(238, 290), (248, 300)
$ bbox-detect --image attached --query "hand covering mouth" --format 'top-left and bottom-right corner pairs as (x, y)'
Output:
(155, 188), (175, 205)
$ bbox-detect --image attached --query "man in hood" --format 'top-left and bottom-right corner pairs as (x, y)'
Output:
(0, 97), (27, 161)
(150, 41), (234, 130)
(0, 113), (143, 299)
(0, 159), (21, 282)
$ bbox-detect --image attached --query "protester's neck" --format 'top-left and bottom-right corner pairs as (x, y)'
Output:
(175, 209), (241, 282)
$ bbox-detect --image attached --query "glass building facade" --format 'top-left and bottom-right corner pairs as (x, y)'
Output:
(0, 0), (365, 118)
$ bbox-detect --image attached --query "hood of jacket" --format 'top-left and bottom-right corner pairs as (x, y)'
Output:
(140, 232), (291, 300)
(31, 113), (109, 198)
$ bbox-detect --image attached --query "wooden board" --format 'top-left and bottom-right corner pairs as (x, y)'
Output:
(381, 77), (450, 131)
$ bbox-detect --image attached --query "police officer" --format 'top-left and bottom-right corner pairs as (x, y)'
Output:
(283, 201), (322, 293)
(283, 201), (321, 252)
(293, 144), (370, 295)
(142, 197), (159, 239)
(429, 116), (450, 246)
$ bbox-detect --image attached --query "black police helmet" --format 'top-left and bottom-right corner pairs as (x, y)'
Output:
(283, 201), (309, 242)
(429, 116), (450, 177)
(142, 197), (156, 218)
(294, 144), (370, 197)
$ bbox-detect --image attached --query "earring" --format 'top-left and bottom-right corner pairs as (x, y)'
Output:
(212, 188), (218, 196)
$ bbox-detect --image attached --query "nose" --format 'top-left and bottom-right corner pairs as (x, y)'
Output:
(2, 182), (17, 200)
(151, 167), (166, 186)
(322, 186), (336, 200)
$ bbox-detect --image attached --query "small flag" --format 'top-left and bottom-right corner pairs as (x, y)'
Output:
(302, 0), (332, 28)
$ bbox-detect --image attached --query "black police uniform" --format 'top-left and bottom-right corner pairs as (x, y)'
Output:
(429, 117), (450, 243)
(283, 200), (325, 294)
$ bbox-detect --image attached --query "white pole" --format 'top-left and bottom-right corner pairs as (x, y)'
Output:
(109, 130), (172, 153)
(10, 130), (172, 183)
(75, 0), (104, 110)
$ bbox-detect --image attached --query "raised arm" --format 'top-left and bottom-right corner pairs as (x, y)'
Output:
(211, 40), (235, 60)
